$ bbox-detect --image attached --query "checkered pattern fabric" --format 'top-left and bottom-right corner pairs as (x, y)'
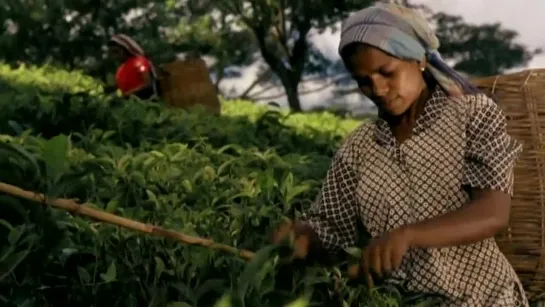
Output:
(301, 87), (528, 306)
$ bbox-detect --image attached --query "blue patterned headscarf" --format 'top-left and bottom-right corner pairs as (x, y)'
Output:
(339, 3), (479, 97)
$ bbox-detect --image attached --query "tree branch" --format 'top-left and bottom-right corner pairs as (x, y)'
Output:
(238, 69), (273, 99)
(289, 20), (312, 81)
(274, 0), (289, 56)
(334, 87), (360, 96)
(245, 83), (277, 99)
(252, 74), (348, 101)
(0, 181), (256, 261)
(251, 24), (288, 80)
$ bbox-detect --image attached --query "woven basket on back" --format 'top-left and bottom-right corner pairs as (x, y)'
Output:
(472, 69), (545, 301)
(158, 57), (221, 115)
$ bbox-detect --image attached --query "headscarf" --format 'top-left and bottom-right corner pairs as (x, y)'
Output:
(338, 3), (479, 97)
(109, 33), (159, 94)
(110, 34), (146, 57)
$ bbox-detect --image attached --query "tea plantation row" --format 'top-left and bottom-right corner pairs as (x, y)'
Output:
(0, 64), (435, 306)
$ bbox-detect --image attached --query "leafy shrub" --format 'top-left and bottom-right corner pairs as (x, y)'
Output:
(0, 64), (437, 307)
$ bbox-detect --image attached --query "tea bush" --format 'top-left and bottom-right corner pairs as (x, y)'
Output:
(0, 64), (437, 307)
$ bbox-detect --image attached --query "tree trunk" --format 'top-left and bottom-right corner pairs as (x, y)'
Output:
(281, 76), (302, 112)
(248, 22), (309, 112)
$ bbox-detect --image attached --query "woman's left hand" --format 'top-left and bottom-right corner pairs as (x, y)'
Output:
(360, 226), (414, 279)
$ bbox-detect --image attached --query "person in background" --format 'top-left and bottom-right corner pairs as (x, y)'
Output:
(107, 34), (159, 100)
(272, 3), (528, 306)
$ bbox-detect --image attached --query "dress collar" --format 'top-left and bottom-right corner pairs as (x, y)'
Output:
(373, 86), (449, 148)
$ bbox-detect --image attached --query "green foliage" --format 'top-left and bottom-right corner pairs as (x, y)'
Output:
(0, 64), (439, 307)
(0, 64), (104, 94)
(165, 10), (257, 83)
(432, 12), (541, 76)
(213, 0), (375, 110)
(0, 0), (180, 80)
(1, 0), (540, 112)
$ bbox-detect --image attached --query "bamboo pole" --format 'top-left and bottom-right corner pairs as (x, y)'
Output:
(0, 182), (255, 261)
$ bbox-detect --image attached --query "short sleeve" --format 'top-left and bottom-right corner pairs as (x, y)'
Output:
(300, 144), (359, 255)
(462, 94), (523, 196)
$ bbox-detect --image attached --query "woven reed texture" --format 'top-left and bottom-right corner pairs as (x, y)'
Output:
(473, 69), (545, 301)
(158, 58), (221, 115)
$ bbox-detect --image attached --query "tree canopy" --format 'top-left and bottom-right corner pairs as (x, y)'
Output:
(0, 0), (539, 111)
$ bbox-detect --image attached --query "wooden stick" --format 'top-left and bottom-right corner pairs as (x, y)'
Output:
(0, 182), (255, 261)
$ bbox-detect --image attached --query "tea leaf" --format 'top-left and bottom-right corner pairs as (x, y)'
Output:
(100, 262), (116, 283)
(7, 225), (24, 245)
(43, 134), (69, 183)
(214, 294), (232, 307)
(0, 247), (32, 281)
(236, 245), (278, 303)
(195, 279), (225, 301)
(345, 247), (363, 259)
(77, 266), (91, 284)
(285, 296), (310, 307)
(155, 256), (165, 278)
(105, 199), (119, 213)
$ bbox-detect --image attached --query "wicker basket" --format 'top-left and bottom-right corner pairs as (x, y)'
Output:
(158, 58), (221, 115)
(472, 69), (545, 301)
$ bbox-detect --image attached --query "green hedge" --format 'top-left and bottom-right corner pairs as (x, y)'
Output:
(0, 64), (434, 307)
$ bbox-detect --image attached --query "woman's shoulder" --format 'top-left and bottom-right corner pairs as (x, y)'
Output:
(446, 91), (512, 144)
(336, 120), (376, 161)
(444, 91), (506, 126)
(346, 120), (376, 144)
(449, 92), (499, 114)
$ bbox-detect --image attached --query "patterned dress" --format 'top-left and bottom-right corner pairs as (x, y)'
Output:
(301, 87), (529, 306)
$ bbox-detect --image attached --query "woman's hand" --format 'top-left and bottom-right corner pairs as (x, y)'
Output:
(349, 226), (414, 285)
(362, 226), (413, 276)
(271, 219), (316, 260)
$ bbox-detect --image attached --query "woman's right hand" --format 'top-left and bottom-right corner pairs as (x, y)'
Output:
(271, 219), (315, 260)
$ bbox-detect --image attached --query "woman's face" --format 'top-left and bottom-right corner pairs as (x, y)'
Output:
(344, 45), (427, 116)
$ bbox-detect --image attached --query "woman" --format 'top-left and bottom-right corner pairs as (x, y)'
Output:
(108, 34), (159, 100)
(272, 3), (528, 306)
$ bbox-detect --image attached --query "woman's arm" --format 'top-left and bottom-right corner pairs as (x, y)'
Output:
(272, 138), (360, 264)
(408, 94), (522, 249)
(406, 188), (510, 248)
